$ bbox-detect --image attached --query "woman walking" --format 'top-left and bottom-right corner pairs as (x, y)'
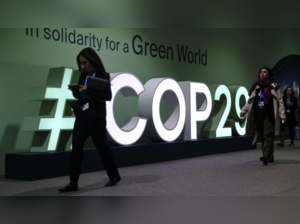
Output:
(277, 87), (298, 147)
(240, 66), (285, 165)
(59, 47), (121, 193)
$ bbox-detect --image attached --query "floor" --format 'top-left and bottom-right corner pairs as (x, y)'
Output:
(1, 141), (300, 196)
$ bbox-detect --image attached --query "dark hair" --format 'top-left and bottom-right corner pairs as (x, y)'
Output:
(283, 86), (295, 99)
(76, 47), (106, 73)
(258, 66), (280, 90)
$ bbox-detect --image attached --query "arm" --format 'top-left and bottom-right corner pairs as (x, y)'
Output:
(241, 100), (251, 114)
(240, 98), (252, 117)
(291, 98), (298, 110)
(240, 85), (257, 117)
(277, 89), (286, 119)
(240, 91), (256, 117)
(71, 73), (85, 99)
(72, 89), (81, 99)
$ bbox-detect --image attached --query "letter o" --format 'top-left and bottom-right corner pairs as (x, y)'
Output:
(138, 78), (186, 142)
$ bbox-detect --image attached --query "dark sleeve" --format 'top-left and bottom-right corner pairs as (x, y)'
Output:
(282, 97), (287, 108)
(292, 98), (298, 110)
(83, 73), (112, 102)
(72, 90), (80, 99)
(72, 73), (85, 99)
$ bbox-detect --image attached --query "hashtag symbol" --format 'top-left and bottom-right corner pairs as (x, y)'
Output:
(21, 67), (79, 152)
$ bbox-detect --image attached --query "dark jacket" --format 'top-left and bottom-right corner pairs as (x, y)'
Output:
(71, 71), (112, 118)
(283, 96), (298, 126)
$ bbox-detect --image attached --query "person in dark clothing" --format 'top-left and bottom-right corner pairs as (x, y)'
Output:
(277, 87), (298, 147)
(240, 66), (285, 165)
(58, 47), (121, 193)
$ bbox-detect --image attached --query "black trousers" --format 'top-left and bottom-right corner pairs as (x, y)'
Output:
(70, 110), (119, 185)
(255, 107), (275, 161)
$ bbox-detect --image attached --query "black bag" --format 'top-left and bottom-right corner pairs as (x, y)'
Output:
(86, 76), (108, 91)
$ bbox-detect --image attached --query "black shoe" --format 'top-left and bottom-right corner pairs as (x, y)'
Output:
(58, 184), (78, 193)
(105, 176), (121, 187)
(260, 157), (268, 165)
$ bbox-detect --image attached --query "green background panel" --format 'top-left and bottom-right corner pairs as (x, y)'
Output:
(0, 28), (299, 174)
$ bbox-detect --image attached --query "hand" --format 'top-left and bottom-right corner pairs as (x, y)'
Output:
(68, 85), (75, 92)
(79, 85), (87, 91)
(289, 101), (293, 106)
(240, 112), (245, 118)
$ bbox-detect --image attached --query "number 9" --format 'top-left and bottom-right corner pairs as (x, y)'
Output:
(228, 86), (249, 136)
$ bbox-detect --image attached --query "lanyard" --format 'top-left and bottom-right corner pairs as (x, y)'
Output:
(260, 90), (263, 101)
(84, 73), (96, 86)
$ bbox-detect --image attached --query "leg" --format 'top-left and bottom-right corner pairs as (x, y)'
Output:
(256, 121), (271, 164)
(59, 115), (89, 193)
(255, 109), (265, 157)
(262, 115), (275, 163)
(277, 122), (285, 147)
(70, 118), (89, 186)
(288, 125), (295, 146)
(88, 117), (120, 181)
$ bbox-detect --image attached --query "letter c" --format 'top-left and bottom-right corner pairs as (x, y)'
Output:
(106, 73), (147, 145)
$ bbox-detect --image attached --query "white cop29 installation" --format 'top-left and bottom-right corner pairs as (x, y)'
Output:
(21, 68), (249, 151)
(106, 73), (249, 146)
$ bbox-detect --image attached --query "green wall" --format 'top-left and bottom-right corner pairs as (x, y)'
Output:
(0, 28), (299, 175)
